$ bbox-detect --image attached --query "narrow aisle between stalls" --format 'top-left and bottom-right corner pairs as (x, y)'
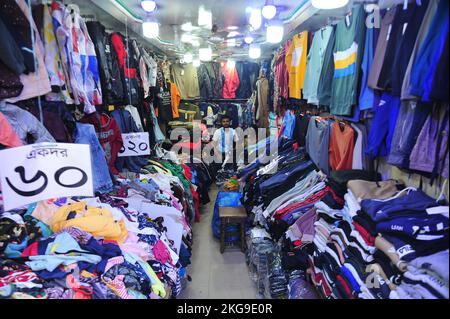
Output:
(179, 186), (257, 299)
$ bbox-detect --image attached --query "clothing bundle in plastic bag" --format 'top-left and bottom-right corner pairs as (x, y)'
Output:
(288, 270), (320, 299)
(212, 192), (243, 244)
(246, 236), (288, 299)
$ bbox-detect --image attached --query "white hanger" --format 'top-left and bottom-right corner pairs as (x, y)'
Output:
(437, 179), (448, 203)
(67, 4), (81, 14)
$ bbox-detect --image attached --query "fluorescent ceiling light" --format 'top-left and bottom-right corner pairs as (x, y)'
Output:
(244, 35), (254, 44)
(184, 53), (193, 64)
(143, 19), (159, 38)
(249, 8), (262, 30)
(311, 0), (349, 9)
(198, 6), (212, 28)
(262, 0), (277, 20)
(249, 44), (261, 59)
(266, 23), (283, 43)
(181, 22), (194, 32)
(227, 26), (239, 30)
(228, 31), (240, 38)
(193, 59), (201, 67)
(141, 0), (156, 13)
(199, 47), (212, 61)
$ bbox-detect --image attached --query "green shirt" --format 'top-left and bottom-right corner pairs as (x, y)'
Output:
(303, 26), (334, 105)
(330, 4), (366, 116)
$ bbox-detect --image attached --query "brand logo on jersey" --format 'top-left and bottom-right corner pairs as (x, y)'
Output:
(391, 225), (403, 232)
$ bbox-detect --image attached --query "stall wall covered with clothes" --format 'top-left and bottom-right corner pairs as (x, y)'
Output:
(0, 0), (214, 300)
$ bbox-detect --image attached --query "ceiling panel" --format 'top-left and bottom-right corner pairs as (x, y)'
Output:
(59, 0), (410, 60)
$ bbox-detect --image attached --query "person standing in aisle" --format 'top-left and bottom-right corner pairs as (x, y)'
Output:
(211, 115), (240, 176)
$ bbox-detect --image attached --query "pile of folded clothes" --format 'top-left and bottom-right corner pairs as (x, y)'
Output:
(239, 139), (449, 299)
(0, 158), (201, 299)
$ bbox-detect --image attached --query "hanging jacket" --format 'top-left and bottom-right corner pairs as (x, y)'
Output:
(212, 62), (223, 99)
(51, 2), (101, 113)
(236, 62), (253, 99)
(0, 112), (23, 148)
(5, 0), (51, 104)
(0, 61), (23, 99)
(0, 101), (56, 145)
(111, 32), (140, 106)
(222, 62), (240, 99)
(141, 47), (157, 87)
(198, 63), (214, 99)
(0, 0), (34, 74)
(40, 4), (71, 103)
(131, 40), (150, 99)
(111, 109), (148, 173)
(0, 16), (26, 75)
(87, 21), (124, 106)
(256, 77), (269, 129)
(80, 112), (123, 175)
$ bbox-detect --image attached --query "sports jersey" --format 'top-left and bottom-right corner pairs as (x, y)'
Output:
(330, 4), (366, 116)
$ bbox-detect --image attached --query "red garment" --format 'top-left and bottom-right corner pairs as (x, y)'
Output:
(80, 113), (123, 175)
(191, 186), (200, 223)
(152, 240), (173, 265)
(274, 186), (343, 220)
(21, 242), (38, 257)
(0, 112), (23, 147)
(336, 274), (355, 299)
(181, 164), (192, 181)
(0, 270), (38, 288)
(222, 62), (240, 99)
(275, 40), (291, 100)
(353, 221), (376, 246)
(110, 33), (137, 79)
(329, 122), (355, 171)
(307, 257), (332, 297)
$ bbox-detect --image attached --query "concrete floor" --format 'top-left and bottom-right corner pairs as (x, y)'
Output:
(179, 186), (258, 299)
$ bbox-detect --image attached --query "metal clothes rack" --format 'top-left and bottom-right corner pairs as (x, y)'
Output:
(181, 98), (249, 104)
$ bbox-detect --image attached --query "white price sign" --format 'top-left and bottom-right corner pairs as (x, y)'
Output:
(118, 133), (150, 157)
(0, 143), (93, 211)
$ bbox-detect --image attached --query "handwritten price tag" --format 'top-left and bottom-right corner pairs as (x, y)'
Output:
(0, 143), (93, 211)
(118, 133), (151, 157)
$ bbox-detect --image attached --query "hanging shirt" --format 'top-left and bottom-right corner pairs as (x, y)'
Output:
(170, 63), (199, 99)
(317, 27), (336, 107)
(170, 82), (181, 119)
(330, 4), (366, 116)
(275, 40), (291, 101)
(158, 85), (173, 123)
(401, 0), (438, 100)
(409, 0), (449, 101)
(368, 7), (398, 91)
(358, 27), (377, 111)
(390, 1), (430, 96)
(303, 27), (333, 105)
(285, 32), (308, 100)
(329, 122), (355, 171)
